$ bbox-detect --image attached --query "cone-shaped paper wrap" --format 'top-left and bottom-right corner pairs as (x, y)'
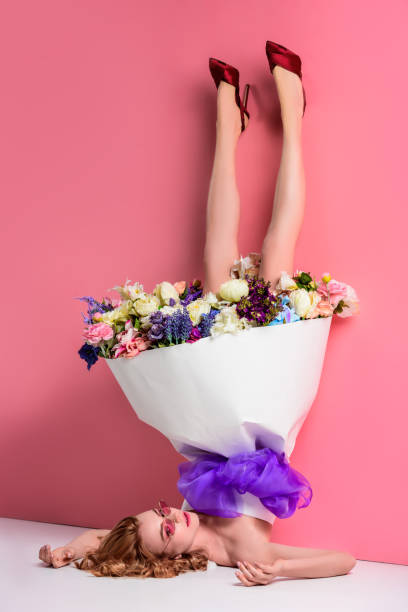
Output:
(105, 316), (332, 524)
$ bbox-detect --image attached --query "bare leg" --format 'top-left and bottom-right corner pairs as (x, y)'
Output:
(258, 66), (305, 291)
(202, 81), (249, 295)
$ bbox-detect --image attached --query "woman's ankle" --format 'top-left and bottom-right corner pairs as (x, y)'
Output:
(216, 82), (245, 135)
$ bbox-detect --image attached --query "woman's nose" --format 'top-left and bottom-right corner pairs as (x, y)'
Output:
(173, 511), (182, 523)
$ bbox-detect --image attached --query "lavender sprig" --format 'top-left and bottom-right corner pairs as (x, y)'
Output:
(162, 307), (193, 344)
(180, 280), (203, 306)
(198, 308), (219, 338)
(74, 295), (114, 325)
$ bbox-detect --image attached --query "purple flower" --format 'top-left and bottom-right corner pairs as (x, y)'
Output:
(186, 327), (202, 344)
(198, 308), (219, 337)
(235, 275), (282, 326)
(180, 280), (203, 306)
(148, 324), (165, 341)
(74, 295), (113, 325)
(150, 310), (165, 325)
(78, 343), (100, 370)
(164, 307), (193, 343)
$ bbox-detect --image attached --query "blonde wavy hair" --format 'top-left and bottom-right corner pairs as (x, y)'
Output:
(74, 515), (209, 578)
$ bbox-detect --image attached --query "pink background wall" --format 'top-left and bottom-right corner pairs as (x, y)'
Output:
(1, 0), (407, 565)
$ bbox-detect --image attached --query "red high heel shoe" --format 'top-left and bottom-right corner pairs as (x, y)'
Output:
(209, 57), (250, 133)
(265, 40), (306, 117)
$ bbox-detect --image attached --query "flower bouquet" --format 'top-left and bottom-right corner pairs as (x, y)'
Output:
(75, 267), (359, 523)
(76, 269), (359, 370)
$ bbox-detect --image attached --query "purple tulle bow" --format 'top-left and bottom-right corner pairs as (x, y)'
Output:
(177, 447), (312, 519)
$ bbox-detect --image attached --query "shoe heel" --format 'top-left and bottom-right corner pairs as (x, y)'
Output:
(242, 84), (250, 110)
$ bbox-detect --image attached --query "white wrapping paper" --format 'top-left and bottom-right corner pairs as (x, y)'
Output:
(105, 316), (332, 524)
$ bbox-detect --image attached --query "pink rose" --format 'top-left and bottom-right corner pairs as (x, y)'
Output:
(336, 285), (360, 318)
(317, 279), (347, 308)
(83, 322), (114, 345)
(174, 281), (186, 295)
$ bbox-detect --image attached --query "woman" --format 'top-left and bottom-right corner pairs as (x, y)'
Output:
(38, 41), (356, 585)
(39, 501), (355, 585)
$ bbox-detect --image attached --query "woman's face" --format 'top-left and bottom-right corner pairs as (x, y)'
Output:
(136, 505), (199, 558)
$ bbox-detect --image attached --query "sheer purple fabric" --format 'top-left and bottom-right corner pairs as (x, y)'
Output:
(177, 447), (312, 519)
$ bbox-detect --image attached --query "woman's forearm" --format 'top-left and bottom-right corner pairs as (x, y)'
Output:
(65, 529), (110, 559)
(279, 552), (356, 579)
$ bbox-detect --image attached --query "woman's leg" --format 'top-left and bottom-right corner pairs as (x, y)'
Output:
(202, 81), (248, 295)
(258, 66), (306, 291)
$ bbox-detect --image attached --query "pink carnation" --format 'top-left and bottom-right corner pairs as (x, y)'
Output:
(112, 320), (151, 358)
(123, 336), (152, 358)
(317, 279), (348, 308)
(83, 322), (114, 345)
(312, 299), (334, 317)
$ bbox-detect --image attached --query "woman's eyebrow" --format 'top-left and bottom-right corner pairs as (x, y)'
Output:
(151, 509), (165, 541)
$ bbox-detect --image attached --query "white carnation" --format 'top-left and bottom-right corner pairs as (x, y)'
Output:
(210, 305), (252, 337)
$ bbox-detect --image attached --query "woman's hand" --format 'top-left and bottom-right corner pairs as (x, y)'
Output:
(38, 544), (76, 568)
(235, 559), (284, 586)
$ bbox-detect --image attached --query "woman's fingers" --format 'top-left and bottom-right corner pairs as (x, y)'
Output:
(237, 562), (264, 585)
(237, 561), (271, 585)
(47, 545), (54, 565)
(39, 544), (73, 568)
(39, 545), (53, 565)
(235, 570), (256, 587)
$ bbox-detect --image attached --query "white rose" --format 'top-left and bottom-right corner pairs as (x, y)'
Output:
(187, 299), (212, 325)
(153, 281), (180, 306)
(219, 279), (249, 302)
(289, 289), (321, 318)
(276, 271), (298, 291)
(133, 295), (161, 317)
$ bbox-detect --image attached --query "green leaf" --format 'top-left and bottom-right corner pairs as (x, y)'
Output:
(300, 272), (312, 284)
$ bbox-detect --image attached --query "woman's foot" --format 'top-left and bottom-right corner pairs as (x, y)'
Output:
(272, 65), (304, 123)
(216, 81), (249, 136)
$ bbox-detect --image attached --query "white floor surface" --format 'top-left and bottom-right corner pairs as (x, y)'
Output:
(2, 517), (408, 612)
